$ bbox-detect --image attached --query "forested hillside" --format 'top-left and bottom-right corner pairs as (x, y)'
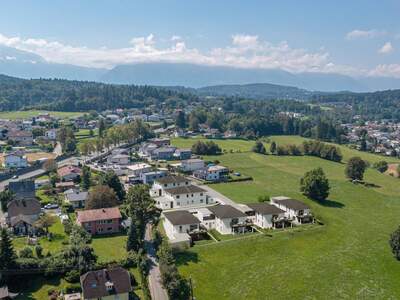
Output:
(0, 74), (197, 111)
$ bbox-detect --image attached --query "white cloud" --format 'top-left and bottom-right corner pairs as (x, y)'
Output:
(0, 32), (399, 78)
(346, 29), (386, 40)
(378, 42), (394, 54)
(368, 64), (400, 78)
(171, 35), (182, 41)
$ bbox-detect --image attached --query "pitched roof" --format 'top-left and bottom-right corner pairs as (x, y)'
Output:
(7, 199), (41, 218)
(164, 210), (200, 226)
(77, 207), (121, 223)
(273, 198), (310, 210)
(80, 267), (131, 299)
(8, 180), (35, 194)
(246, 203), (286, 215)
(57, 165), (81, 177)
(165, 185), (206, 195)
(208, 205), (246, 219)
(65, 191), (88, 202)
(155, 175), (188, 185)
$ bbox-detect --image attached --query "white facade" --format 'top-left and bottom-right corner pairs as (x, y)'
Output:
(270, 196), (312, 225)
(180, 159), (205, 172)
(45, 129), (57, 140)
(127, 163), (152, 177)
(214, 216), (247, 235)
(155, 187), (212, 210)
(163, 218), (199, 240)
(150, 178), (190, 197)
(253, 211), (285, 229)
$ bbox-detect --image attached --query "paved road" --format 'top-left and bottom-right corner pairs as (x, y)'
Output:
(195, 182), (240, 208)
(144, 223), (169, 300)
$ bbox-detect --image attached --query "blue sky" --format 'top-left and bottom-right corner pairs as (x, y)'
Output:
(0, 0), (400, 77)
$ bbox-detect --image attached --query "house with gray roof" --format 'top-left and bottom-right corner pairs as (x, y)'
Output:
(270, 196), (313, 224)
(207, 205), (248, 234)
(6, 199), (41, 235)
(64, 189), (89, 209)
(8, 180), (35, 200)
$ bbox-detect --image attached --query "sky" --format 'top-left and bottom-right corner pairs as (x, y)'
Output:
(0, 0), (400, 78)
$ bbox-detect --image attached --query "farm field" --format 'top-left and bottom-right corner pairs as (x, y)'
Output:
(0, 110), (83, 120)
(172, 136), (400, 299)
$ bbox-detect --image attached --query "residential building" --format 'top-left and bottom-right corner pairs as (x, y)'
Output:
(45, 129), (57, 140)
(127, 163), (152, 177)
(76, 207), (122, 235)
(148, 137), (170, 147)
(270, 196), (313, 224)
(58, 165), (82, 181)
(246, 203), (286, 229)
(9, 180), (36, 200)
(155, 185), (210, 210)
(80, 267), (131, 300)
(193, 207), (216, 230)
(6, 199), (41, 235)
(163, 210), (201, 247)
(194, 165), (229, 181)
(150, 146), (176, 160)
(138, 143), (158, 158)
(2, 152), (28, 169)
(8, 130), (33, 146)
(107, 154), (130, 165)
(150, 175), (190, 197)
(174, 148), (192, 160)
(179, 159), (205, 172)
(64, 189), (88, 209)
(140, 170), (166, 185)
(207, 205), (248, 234)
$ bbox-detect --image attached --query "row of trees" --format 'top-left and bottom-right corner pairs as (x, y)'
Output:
(191, 140), (222, 155)
(79, 119), (154, 157)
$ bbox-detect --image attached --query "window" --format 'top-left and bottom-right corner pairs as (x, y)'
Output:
(176, 195), (180, 199)
(200, 193), (203, 196)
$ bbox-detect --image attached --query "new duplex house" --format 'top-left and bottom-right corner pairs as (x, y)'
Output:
(163, 210), (201, 242)
(6, 199), (41, 235)
(246, 203), (286, 229)
(80, 267), (131, 300)
(76, 207), (122, 235)
(270, 196), (313, 224)
(207, 205), (248, 234)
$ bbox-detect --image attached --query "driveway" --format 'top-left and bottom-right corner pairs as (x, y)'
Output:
(144, 223), (169, 300)
(195, 182), (241, 209)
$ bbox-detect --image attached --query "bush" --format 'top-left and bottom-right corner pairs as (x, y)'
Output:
(191, 141), (221, 155)
(19, 247), (34, 259)
(35, 245), (43, 258)
(64, 283), (82, 294)
(300, 167), (330, 201)
(65, 270), (80, 283)
(373, 161), (388, 173)
(389, 226), (400, 260)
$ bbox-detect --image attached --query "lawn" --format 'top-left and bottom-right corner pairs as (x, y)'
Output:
(0, 110), (83, 120)
(91, 234), (128, 263)
(171, 136), (400, 299)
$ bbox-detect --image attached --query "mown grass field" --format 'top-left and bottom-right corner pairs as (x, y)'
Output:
(0, 110), (83, 120)
(172, 136), (400, 299)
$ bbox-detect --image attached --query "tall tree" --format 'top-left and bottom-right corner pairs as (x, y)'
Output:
(175, 111), (186, 129)
(98, 118), (106, 138)
(34, 214), (57, 234)
(389, 226), (400, 260)
(86, 185), (118, 209)
(252, 141), (266, 154)
(270, 141), (277, 154)
(99, 171), (125, 201)
(0, 190), (14, 212)
(81, 166), (91, 190)
(345, 157), (367, 181)
(0, 228), (17, 270)
(300, 167), (330, 201)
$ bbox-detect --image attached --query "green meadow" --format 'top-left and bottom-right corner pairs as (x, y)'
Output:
(172, 136), (400, 299)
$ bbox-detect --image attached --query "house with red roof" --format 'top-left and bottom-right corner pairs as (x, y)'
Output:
(58, 165), (82, 181)
(76, 207), (122, 235)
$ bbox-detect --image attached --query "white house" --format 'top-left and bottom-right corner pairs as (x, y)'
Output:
(193, 207), (215, 230)
(194, 165), (229, 181)
(64, 189), (88, 209)
(2, 152), (28, 169)
(207, 205), (248, 234)
(155, 185), (210, 210)
(246, 203), (286, 229)
(45, 129), (57, 140)
(179, 159), (205, 172)
(107, 154), (130, 165)
(163, 210), (201, 241)
(270, 196), (313, 224)
(127, 163), (152, 177)
(150, 175), (190, 197)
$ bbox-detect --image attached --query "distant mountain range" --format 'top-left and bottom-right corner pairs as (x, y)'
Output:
(1, 45), (400, 92)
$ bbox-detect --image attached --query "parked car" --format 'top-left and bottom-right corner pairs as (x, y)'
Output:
(44, 203), (59, 209)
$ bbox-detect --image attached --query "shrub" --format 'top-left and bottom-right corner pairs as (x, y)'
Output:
(19, 247), (34, 259)
(300, 167), (330, 201)
(65, 270), (80, 283)
(373, 161), (388, 173)
(35, 245), (43, 258)
(389, 226), (400, 260)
